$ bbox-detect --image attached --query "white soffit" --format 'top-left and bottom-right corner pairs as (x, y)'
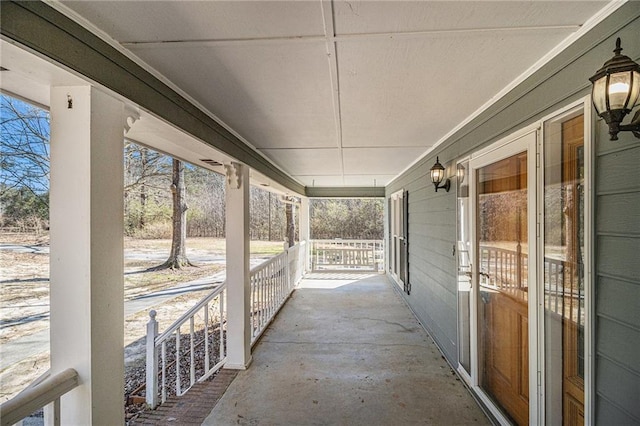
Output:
(58, 0), (611, 188)
(127, 42), (338, 150)
(260, 148), (343, 176)
(338, 28), (575, 148)
(343, 147), (427, 175)
(62, 1), (325, 42)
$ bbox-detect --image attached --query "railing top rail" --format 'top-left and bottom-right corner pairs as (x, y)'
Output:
(311, 239), (383, 243)
(1, 368), (79, 426)
(156, 282), (226, 345)
(250, 250), (287, 276)
(287, 240), (306, 254)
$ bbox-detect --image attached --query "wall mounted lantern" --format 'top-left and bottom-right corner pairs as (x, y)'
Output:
(456, 163), (466, 184)
(430, 157), (450, 192)
(589, 37), (640, 140)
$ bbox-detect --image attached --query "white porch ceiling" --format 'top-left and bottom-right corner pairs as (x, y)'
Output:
(58, 1), (609, 188)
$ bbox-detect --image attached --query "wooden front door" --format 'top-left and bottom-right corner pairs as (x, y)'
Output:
(476, 151), (530, 425)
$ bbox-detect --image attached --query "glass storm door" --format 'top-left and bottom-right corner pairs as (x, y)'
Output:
(543, 108), (586, 425)
(470, 132), (537, 425)
(457, 160), (472, 376)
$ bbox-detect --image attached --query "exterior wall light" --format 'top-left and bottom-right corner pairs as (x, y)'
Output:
(589, 37), (640, 140)
(430, 157), (450, 192)
(457, 163), (466, 184)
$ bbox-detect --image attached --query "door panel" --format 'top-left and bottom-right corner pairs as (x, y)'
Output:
(477, 151), (529, 426)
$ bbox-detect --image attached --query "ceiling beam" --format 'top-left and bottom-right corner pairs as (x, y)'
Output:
(306, 186), (385, 198)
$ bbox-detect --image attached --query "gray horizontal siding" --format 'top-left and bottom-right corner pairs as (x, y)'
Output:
(596, 191), (640, 236)
(595, 79), (640, 424)
(387, 161), (458, 363)
(387, 4), (640, 423)
(595, 396), (639, 426)
(597, 276), (640, 329)
(595, 355), (640, 423)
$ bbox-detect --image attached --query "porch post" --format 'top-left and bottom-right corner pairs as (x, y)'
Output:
(299, 197), (310, 271)
(224, 162), (252, 369)
(49, 86), (124, 425)
(300, 197), (310, 242)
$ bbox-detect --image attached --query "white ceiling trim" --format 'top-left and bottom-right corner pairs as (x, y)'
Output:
(386, 0), (627, 188)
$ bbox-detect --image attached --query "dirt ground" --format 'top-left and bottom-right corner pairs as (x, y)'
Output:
(0, 232), (283, 402)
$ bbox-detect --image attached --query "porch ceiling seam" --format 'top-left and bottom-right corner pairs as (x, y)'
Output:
(119, 25), (583, 48)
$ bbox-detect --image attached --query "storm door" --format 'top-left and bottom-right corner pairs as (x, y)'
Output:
(469, 131), (538, 425)
(542, 106), (588, 426)
(457, 160), (472, 377)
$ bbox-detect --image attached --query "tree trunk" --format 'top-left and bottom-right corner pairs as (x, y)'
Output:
(139, 147), (147, 229)
(268, 192), (272, 241)
(160, 159), (192, 269)
(285, 198), (295, 248)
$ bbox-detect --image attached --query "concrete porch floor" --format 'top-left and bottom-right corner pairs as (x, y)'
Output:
(202, 272), (490, 425)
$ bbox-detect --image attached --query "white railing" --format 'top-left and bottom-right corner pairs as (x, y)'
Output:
(146, 283), (227, 408)
(145, 241), (307, 408)
(288, 241), (307, 291)
(0, 368), (79, 426)
(250, 241), (306, 344)
(310, 239), (384, 272)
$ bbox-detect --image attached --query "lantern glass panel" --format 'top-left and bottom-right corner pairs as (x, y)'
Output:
(628, 70), (640, 109)
(608, 72), (632, 110)
(431, 168), (444, 184)
(592, 76), (607, 115)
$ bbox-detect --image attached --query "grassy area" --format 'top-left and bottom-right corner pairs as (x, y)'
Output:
(124, 236), (285, 256)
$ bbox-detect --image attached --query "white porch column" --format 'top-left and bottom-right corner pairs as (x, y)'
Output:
(299, 197), (310, 271)
(224, 162), (252, 369)
(49, 86), (124, 425)
(299, 197), (310, 242)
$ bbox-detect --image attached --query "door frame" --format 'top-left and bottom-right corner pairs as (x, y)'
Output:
(457, 97), (594, 425)
(456, 156), (472, 385)
(389, 188), (406, 290)
(468, 126), (539, 425)
(537, 97), (594, 425)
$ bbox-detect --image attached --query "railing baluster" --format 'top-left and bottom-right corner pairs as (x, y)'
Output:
(261, 269), (266, 333)
(204, 302), (210, 373)
(146, 310), (159, 408)
(269, 262), (274, 317)
(189, 317), (195, 387)
(52, 398), (60, 426)
(220, 290), (225, 359)
(161, 342), (167, 403)
(175, 329), (181, 396)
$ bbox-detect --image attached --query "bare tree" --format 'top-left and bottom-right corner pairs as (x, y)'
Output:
(157, 159), (193, 269)
(285, 197), (295, 247)
(0, 95), (50, 229)
(123, 142), (172, 233)
(0, 96), (50, 200)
